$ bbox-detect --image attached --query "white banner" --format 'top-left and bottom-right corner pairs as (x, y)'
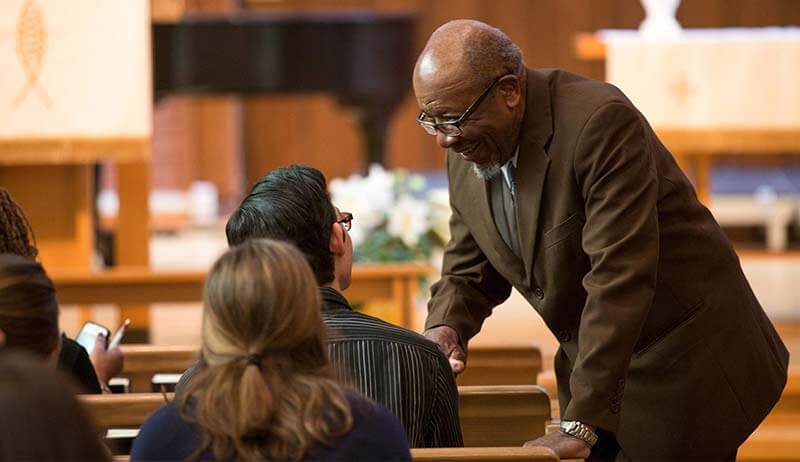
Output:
(602, 28), (800, 129)
(0, 0), (151, 138)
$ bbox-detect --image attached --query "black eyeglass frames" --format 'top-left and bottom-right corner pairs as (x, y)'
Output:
(416, 73), (512, 137)
(336, 212), (353, 231)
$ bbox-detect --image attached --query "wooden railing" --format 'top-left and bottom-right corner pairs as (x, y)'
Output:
(52, 263), (433, 329)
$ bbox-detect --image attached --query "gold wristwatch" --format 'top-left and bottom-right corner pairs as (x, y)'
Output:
(559, 420), (599, 446)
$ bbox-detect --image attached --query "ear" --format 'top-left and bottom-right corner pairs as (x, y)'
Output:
(497, 75), (522, 109)
(0, 328), (5, 347)
(329, 222), (345, 256)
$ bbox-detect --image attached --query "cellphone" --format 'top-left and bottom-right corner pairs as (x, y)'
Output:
(108, 319), (131, 350)
(75, 321), (110, 355)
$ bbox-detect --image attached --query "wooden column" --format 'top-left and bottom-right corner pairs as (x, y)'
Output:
(116, 159), (151, 340)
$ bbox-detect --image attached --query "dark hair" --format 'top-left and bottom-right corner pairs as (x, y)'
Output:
(0, 187), (37, 259)
(0, 254), (59, 358)
(0, 351), (110, 461)
(181, 239), (351, 461)
(225, 165), (337, 285)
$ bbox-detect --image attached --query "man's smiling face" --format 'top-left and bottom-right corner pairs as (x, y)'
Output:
(414, 56), (521, 180)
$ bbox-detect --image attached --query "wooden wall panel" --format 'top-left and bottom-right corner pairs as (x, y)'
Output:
(152, 98), (197, 191)
(192, 97), (245, 210)
(243, 94), (363, 188)
(153, 0), (800, 199)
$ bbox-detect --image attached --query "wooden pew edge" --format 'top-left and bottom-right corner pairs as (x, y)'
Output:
(412, 446), (561, 461)
(112, 448), (581, 462)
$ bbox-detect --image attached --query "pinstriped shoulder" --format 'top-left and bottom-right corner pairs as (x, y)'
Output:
(322, 310), (444, 358)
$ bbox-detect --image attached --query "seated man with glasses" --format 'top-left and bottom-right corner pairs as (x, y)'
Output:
(176, 165), (462, 448)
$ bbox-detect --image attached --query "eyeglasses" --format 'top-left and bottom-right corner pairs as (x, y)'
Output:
(416, 73), (512, 138)
(336, 212), (353, 231)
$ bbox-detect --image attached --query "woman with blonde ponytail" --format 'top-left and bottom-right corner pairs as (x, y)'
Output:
(131, 239), (410, 461)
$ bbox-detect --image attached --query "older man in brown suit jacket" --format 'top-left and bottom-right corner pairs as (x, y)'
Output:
(414, 20), (789, 460)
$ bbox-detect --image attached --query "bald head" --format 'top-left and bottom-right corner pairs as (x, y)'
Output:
(414, 20), (523, 91)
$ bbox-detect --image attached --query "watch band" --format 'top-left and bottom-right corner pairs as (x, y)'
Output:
(559, 420), (599, 447)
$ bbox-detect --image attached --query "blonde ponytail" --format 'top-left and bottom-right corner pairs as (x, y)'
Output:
(180, 239), (352, 461)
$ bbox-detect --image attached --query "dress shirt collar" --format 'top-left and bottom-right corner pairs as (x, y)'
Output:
(500, 146), (520, 192)
(319, 286), (352, 312)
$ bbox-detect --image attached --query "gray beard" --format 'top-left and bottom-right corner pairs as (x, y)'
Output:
(472, 162), (502, 181)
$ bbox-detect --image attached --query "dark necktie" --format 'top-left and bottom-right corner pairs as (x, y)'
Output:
(490, 166), (521, 258)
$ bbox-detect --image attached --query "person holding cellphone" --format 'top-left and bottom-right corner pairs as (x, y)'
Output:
(0, 187), (124, 393)
(0, 253), (124, 393)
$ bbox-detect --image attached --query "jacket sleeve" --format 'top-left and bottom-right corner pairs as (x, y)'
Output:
(563, 101), (659, 433)
(425, 153), (512, 345)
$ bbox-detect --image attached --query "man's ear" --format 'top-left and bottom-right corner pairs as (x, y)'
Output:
(498, 75), (522, 109)
(329, 223), (344, 256)
(0, 328), (5, 347)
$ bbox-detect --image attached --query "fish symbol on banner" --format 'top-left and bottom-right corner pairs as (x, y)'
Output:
(12, 0), (51, 109)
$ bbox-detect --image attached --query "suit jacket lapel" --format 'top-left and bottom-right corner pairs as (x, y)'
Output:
(516, 69), (554, 282)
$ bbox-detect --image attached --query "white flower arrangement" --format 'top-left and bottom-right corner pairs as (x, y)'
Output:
(329, 164), (451, 263)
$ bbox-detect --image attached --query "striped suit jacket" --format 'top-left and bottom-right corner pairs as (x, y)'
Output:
(320, 287), (462, 448)
(176, 287), (463, 448)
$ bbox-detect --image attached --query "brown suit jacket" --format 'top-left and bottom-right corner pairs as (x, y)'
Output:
(426, 68), (789, 459)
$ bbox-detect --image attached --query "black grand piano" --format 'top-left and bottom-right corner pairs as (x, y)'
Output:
(153, 12), (416, 166)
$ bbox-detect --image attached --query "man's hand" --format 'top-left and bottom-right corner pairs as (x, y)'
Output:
(424, 325), (467, 375)
(90, 333), (124, 390)
(524, 431), (591, 459)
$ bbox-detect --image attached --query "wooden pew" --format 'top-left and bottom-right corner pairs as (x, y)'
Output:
(536, 370), (559, 419)
(118, 343), (543, 392)
(119, 345), (198, 392)
(112, 447), (567, 462)
(411, 447), (559, 461)
(81, 385), (552, 448)
(459, 385), (551, 447)
(458, 344), (542, 386)
(81, 393), (171, 428)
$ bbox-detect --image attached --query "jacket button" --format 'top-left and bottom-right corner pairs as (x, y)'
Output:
(533, 287), (544, 299)
(558, 330), (571, 342)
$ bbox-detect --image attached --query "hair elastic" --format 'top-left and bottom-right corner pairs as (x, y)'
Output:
(246, 354), (262, 369)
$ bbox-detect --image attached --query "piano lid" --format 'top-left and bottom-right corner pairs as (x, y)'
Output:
(153, 11), (416, 102)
